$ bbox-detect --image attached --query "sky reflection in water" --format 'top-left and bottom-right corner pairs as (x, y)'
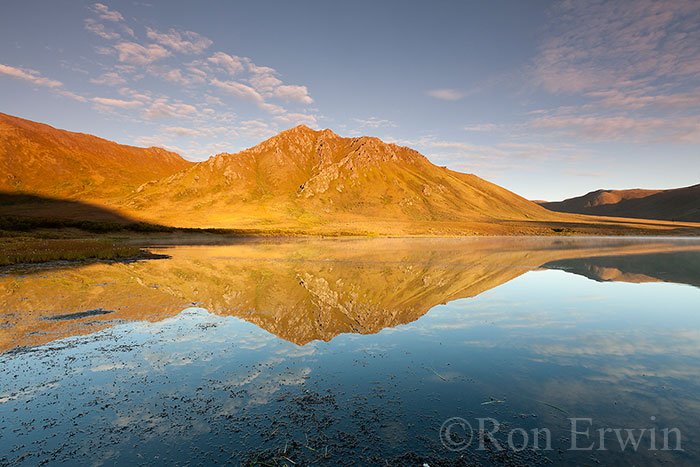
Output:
(1, 238), (699, 465)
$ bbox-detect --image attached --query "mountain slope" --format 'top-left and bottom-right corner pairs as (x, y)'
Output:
(124, 125), (561, 230)
(0, 112), (193, 200)
(539, 185), (700, 222)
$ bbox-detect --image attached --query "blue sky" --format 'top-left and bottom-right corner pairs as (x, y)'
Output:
(1, 0), (698, 200)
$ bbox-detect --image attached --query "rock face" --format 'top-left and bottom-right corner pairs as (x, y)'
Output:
(0, 112), (193, 200)
(539, 185), (700, 222)
(125, 125), (559, 229)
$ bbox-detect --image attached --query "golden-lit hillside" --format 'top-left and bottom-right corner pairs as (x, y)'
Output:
(1, 113), (698, 235)
(123, 125), (563, 230)
(0, 112), (193, 199)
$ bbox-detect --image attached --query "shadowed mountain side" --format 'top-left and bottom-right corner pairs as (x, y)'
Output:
(0, 192), (137, 223)
(543, 250), (700, 287)
(0, 113), (193, 200)
(539, 184), (700, 222)
(3, 238), (700, 352)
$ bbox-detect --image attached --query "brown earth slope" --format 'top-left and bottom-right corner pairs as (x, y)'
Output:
(539, 185), (700, 222)
(123, 125), (563, 230)
(0, 112), (193, 200)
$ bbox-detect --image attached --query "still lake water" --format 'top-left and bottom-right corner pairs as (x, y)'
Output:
(1, 237), (700, 466)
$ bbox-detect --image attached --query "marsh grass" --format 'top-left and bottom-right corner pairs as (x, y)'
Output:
(0, 237), (146, 266)
(0, 216), (174, 233)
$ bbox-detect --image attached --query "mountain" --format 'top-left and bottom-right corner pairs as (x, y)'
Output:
(0, 112), (193, 200)
(539, 185), (700, 222)
(1, 113), (697, 235)
(123, 125), (562, 231)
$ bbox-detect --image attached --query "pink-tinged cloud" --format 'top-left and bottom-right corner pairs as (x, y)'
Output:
(0, 64), (62, 88)
(534, 0), (700, 94)
(114, 42), (171, 65)
(273, 85), (313, 104)
(89, 3), (124, 22)
(531, 114), (700, 143)
(146, 28), (213, 54)
(208, 52), (244, 76)
(426, 89), (465, 101)
(92, 97), (143, 108)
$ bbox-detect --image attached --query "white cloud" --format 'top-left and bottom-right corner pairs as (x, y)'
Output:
(208, 52), (244, 76)
(273, 84), (313, 104)
(0, 64), (62, 88)
(114, 42), (171, 65)
(90, 72), (127, 86)
(146, 28), (213, 54)
(89, 3), (124, 22)
(427, 88), (465, 101)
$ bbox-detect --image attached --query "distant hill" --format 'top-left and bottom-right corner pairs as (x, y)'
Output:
(539, 185), (700, 222)
(0, 113), (193, 200)
(124, 125), (561, 230)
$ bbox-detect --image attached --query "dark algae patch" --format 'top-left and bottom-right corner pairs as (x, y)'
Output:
(45, 308), (116, 321)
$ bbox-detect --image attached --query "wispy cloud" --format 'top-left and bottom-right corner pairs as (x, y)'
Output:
(114, 42), (171, 65)
(0, 64), (62, 88)
(92, 96), (143, 108)
(273, 85), (313, 104)
(534, 0), (700, 94)
(464, 123), (498, 132)
(146, 28), (213, 54)
(207, 52), (244, 76)
(353, 117), (396, 129)
(143, 98), (197, 119)
(84, 19), (120, 40)
(426, 88), (465, 101)
(89, 72), (126, 86)
(274, 113), (317, 127)
(527, 0), (700, 145)
(89, 3), (124, 22)
(530, 113), (700, 143)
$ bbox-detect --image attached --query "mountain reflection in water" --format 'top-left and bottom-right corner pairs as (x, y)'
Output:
(2, 237), (699, 352)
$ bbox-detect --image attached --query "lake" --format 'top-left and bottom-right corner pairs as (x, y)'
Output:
(1, 237), (700, 466)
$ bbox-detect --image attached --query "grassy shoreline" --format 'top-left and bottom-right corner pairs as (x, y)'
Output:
(2, 214), (699, 267)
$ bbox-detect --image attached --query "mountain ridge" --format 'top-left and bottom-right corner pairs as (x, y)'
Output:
(124, 124), (561, 230)
(0, 112), (193, 200)
(539, 185), (700, 222)
(1, 112), (698, 235)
